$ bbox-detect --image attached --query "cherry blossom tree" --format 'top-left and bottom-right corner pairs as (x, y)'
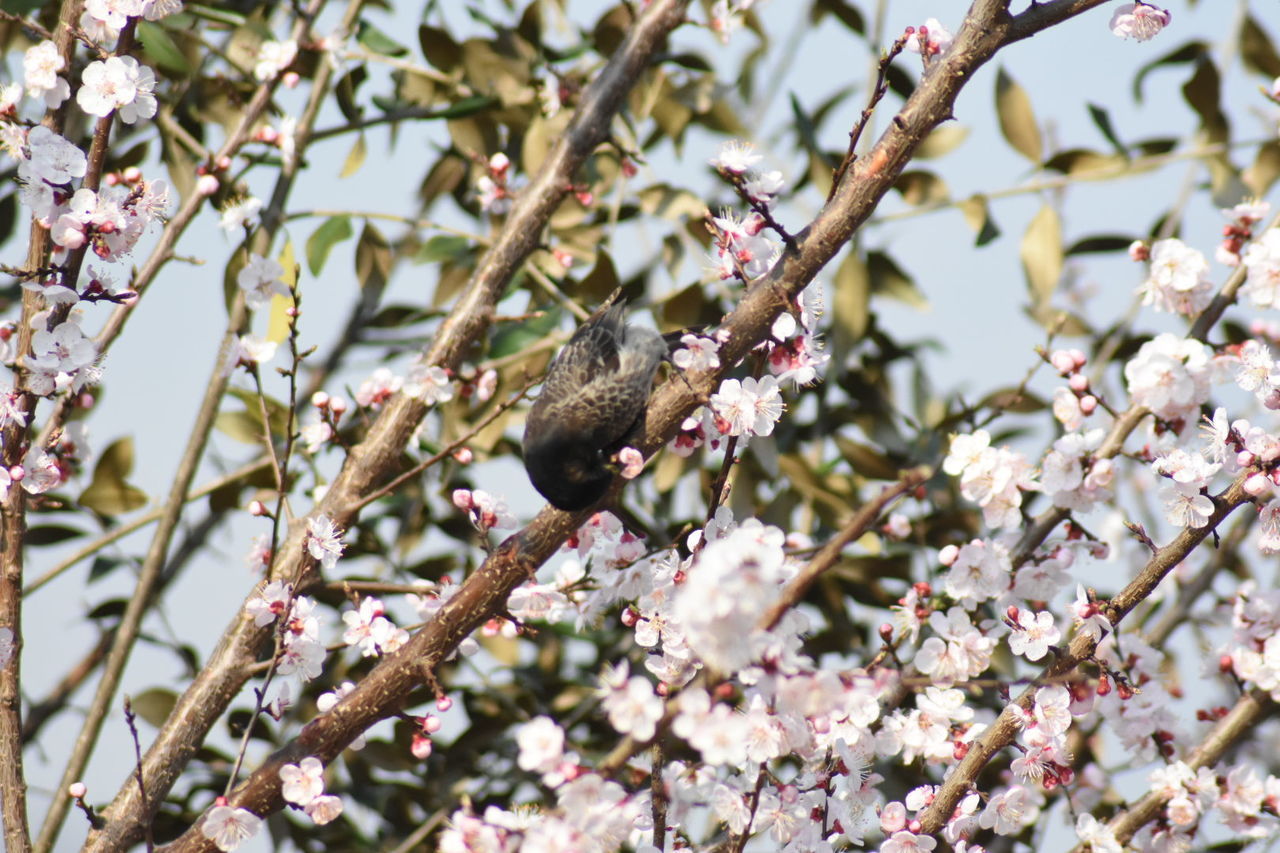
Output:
(2, 1), (1280, 852)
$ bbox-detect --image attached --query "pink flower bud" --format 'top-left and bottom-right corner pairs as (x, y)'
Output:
(1068, 373), (1089, 392)
(195, 173), (220, 196)
(328, 396), (348, 416)
(880, 802), (907, 833)
(618, 446), (644, 479)
(937, 544), (959, 566)
(68, 782), (87, 799)
(452, 447), (474, 464)
(1079, 395), (1098, 415)
(311, 391), (329, 408)
(436, 695), (453, 712)
(451, 489), (474, 510)
(1245, 473), (1272, 496)
(1049, 349), (1076, 374)
(282, 71), (300, 88)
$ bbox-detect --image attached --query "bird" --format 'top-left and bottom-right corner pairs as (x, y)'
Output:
(522, 293), (667, 511)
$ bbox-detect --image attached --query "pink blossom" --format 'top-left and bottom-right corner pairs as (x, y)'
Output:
(1110, 2), (1171, 41)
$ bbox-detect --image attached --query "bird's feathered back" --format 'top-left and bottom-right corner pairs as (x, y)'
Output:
(522, 295), (666, 510)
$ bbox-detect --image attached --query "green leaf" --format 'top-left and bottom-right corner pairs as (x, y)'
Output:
(1133, 41), (1206, 102)
(418, 23), (463, 71)
(357, 19), (409, 57)
(893, 170), (949, 206)
(995, 67), (1042, 163)
(1086, 103), (1126, 155)
(490, 309), (561, 360)
(1021, 204), (1063, 310)
(355, 223), (392, 296)
(1067, 235), (1135, 256)
(809, 0), (864, 34)
(432, 95), (497, 120)
(789, 92), (836, 169)
(130, 688), (178, 728)
(415, 234), (472, 264)
(79, 438), (148, 517)
(1042, 149), (1126, 176)
(136, 21), (192, 74)
(305, 216), (354, 276)
(868, 251), (927, 309)
(976, 386), (1047, 415)
(185, 3), (247, 26)
(1181, 56), (1229, 144)
(1241, 15), (1280, 79)
(26, 525), (86, 546)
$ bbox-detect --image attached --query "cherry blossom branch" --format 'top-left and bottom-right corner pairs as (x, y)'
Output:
(916, 477), (1253, 836)
(0, 0), (91, 842)
(1100, 687), (1276, 847)
(595, 468), (934, 776)
(1005, 209), (1278, 575)
(46, 2), (344, 848)
(148, 4), (1132, 850)
(86, 4), (698, 850)
(51, 19), (137, 311)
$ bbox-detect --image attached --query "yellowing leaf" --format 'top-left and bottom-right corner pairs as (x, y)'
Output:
(1021, 204), (1063, 310)
(915, 124), (969, 159)
(995, 67), (1042, 163)
(341, 134), (367, 178)
(79, 437), (148, 517)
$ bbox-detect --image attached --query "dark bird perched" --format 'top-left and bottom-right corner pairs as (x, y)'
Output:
(522, 294), (667, 511)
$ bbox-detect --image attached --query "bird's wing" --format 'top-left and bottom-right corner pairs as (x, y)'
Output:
(539, 300), (626, 403)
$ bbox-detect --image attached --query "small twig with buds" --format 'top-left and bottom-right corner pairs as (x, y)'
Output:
(122, 697), (154, 852)
(829, 33), (911, 202)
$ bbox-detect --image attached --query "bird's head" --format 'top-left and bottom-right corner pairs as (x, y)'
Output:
(522, 428), (614, 511)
